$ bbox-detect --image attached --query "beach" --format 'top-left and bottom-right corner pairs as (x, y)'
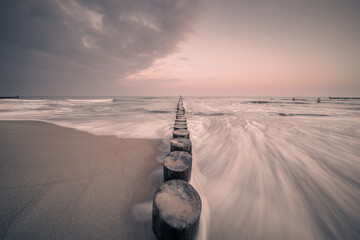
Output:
(0, 121), (161, 240)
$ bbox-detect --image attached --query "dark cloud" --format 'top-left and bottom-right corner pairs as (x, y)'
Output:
(0, 0), (201, 95)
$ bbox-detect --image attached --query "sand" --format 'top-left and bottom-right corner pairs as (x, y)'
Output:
(0, 121), (162, 240)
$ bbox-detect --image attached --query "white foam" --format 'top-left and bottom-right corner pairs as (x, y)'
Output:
(131, 201), (153, 222)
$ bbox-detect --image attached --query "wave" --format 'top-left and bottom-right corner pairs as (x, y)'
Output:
(278, 113), (331, 117)
(191, 112), (232, 116)
(247, 101), (278, 104)
(66, 98), (113, 103)
(138, 97), (172, 100)
(148, 110), (172, 114)
(292, 102), (309, 104)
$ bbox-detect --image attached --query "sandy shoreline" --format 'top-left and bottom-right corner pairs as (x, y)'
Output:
(0, 121), (162, 240)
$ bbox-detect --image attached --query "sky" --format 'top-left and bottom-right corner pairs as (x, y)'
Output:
(1, 0), (359, 96)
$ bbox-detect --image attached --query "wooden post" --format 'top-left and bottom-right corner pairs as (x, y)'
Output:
(163, 151), (192, 182)
(170, 138), (192, 155)
(152, 180), (201, 240)
(173, 129), (190, 139)
(174, 124), (187, 130)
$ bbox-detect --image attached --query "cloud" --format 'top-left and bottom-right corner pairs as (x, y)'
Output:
(0, 0), (201, 95)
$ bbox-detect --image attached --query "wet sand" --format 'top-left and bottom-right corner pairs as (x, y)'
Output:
(0, 121), (161, 240)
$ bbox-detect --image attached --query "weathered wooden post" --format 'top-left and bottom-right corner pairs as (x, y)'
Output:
(152, 180), (201, 240)
(175, 118), (187, 123)
(173, 129), (190, 139)
(174, 124), (187, 130)
(175, 121), (187, 126)
(170, 138), (192, 155)
(163, 151), (192, 182)
(176, 115), (186, 120)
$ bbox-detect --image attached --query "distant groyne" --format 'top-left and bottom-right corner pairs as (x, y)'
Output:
(0, 95), (19, 99)
(329, 96), (360, 99)
(152, 96), (202, 240)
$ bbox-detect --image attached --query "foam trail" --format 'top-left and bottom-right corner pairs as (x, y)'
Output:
(132, 201), (153, 222)
(186, 96), (360, 240)
(190, 149), (211, 240)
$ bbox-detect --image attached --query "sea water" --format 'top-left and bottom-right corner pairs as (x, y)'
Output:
(1, 96), (359, 240)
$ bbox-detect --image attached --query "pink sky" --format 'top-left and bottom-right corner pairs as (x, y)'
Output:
(125, 0), (360, 96)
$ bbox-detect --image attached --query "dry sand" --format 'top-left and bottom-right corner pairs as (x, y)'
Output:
(0, 121), (161, 240)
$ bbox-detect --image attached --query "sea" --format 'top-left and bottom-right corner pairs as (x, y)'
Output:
(0, 96), (359, 240)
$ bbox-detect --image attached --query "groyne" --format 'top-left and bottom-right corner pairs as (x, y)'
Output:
(0, 95), (19, 99)
(152, 96), (202, 240)
(329, 96), (360, 99)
